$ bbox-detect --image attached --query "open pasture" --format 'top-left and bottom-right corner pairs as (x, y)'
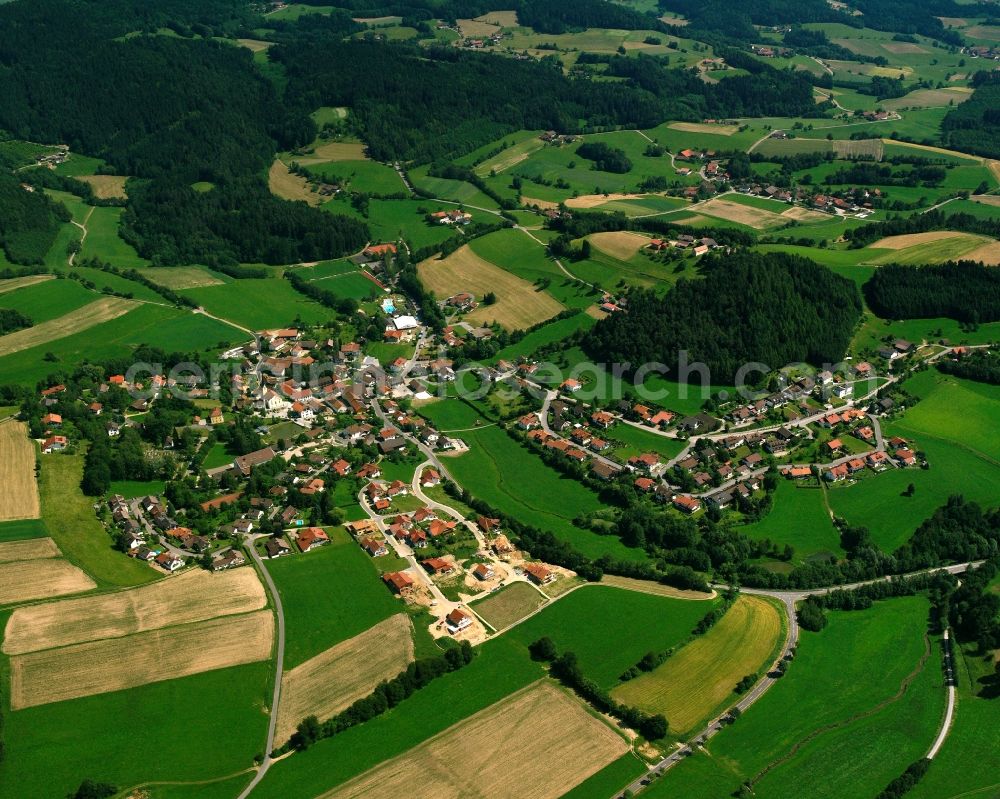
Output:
(0, 536), (59, 563)
(473, 136), (544, 177)
(694, 197), (786, 229)
(78, 206), (148, 268)
(0, 559), (96, 605)
(472, 581), (546, 630)
(740, 479), (843, 562)
(417, 244), (564, 330)
(3, 566), (267, 654)
(310, 159), (405, 195)
(864, 231), (992, 264)
(586, 230), (653, 261)
(0, 278), (99, 324)
(0, 274), (54, 294)
(319, 681), (628, 799)
(77, 174), (128, 199)
(275, 614), (414, 744)
(0, 296), (135, 357)
(612, 595), (784, 736)
(0, 420), (40, 521)
(136, 265), (226, 289)
(10, 609), (274, 708)
(180, 277), (335, 329)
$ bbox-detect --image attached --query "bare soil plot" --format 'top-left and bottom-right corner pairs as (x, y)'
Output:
(881, 41), (928, 54)
(612, 595), (783, 736)
(521, 196), (560, 210)
(269, 160), (321, 206)
(587, 231), (652, 261)
(972, 194), (1000, 208)
(566, 193), (652, 209)
(3, 567), (267, 654)
(136, 266), (225, 290)
(668, 122), (740, 136)
(275, 614), (414, 744)
(309, 141), (368, 162)
(472, 581), (546, 630)
(965, 25), (1000, 41)
(0, 297), (135, 357)
(780, 206), (828, 223)
(476, 10), (518, 26)
(0, 537), (60, 563)
(77, 175), (128, 199)
(417, 245), (564, 330)
(962, 240), (1000, 265)
(987, 160), (1000, 184)
(0, 420), (40, 521)
(832, 139), (884, 160)
(696, 198), (785, 229)
(320, 681), (628, 799)
(10, 609), (274, 708)
(936, 17), (968, 27)
(0, 275), (54, 295)
(457, 18), (499, 37)
(237, 38), (273, 52)
(883, 87), (971, 110)
(667, 213), (710, 225)
(601, 575), (717, 601)
(0, 560), (95, 606)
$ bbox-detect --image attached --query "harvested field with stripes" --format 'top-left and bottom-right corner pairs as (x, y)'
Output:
(0, 420), (39, 520)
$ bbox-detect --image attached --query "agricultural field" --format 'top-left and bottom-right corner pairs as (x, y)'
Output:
(0, 278), (96, 324)
(508, 585), (720, 688)
(612, 595), (784, 736)
(274, 614), (414, 744)
(307, 159), (406, 195)
(471, 581), (547, 630)
(266, 526), (403, 668)
(77, 174), (128, 199)
(0, 296), (135, 357)
(647, 596), (943, 799)
(77, 206), (149, 268)
(0, 420), (39, 521)
(320, 681), (628, 799)
(0, 558), (96, 605)
(863, 230), (998, 265)
(487, 312), (596, 364)
(179, 277), (337, 329)
(417, 244), (564, 330)
(740, 479), (843, 563)
(269, 159), (322, 205)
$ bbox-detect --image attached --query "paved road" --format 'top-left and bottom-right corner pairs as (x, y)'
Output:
(927, 628), (957, 759)
(237, 540), (287, 799)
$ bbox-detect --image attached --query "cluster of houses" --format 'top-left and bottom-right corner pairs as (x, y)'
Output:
(964, 45), (1000, 60)
(725, 369), (859, 427)
(539, 131), (580, 146)
(647, 234), (721, 257)
(428, 209), (473, 225)
(751, 44), (793, 58)
(462, 29), (504, 48)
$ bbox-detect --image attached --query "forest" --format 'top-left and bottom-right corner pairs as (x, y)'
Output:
(0, 308), (32, 336)
(864, 261), (1000, 323)
(937, 349), (1000, 386)
(0, 173), (71, 264)
(582, 251), (863, 384)
(0, 0), (368, 266)
(942, 72), (1000, 159)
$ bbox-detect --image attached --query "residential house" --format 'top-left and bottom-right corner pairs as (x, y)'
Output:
(297, 527), (330, 552)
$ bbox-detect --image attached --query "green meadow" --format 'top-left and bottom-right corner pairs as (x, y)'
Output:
(740, 479), (843, 562)
(265, 526), (402, 668)
(606, 421), (688, 462)
(0, 518), (49, 543)
(78, 206), (149, 268)
(180, 278), (336, 330)
(0, 278), (95, 323)
(647, 596), (943, 799)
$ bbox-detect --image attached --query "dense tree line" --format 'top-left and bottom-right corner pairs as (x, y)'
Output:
(516, 0), (665, 35)
(575, 142), (633, 174)
(874, 759), (931, 799)
(937, 349), (1000, 386)
(284, 642), (476, 753)
(583, 251), (862, 384)
(0, 308), (32, 336)
(0, 0), (368, 266)
(942, 72), (1000, 159)
(0, 172), (70, 264)
(661, 0), (850, 45)
(949, 558), (1000, 653)
(844, 209), (1000, 248)
(864, 261), (1000, 324)
(822, 162), (945, 188)
(531, 640), (668, 740)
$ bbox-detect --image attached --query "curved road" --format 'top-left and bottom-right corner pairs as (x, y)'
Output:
(237, 542), (287, 799)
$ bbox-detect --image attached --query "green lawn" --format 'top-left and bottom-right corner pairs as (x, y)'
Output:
(408, 168), (501, 209)
(0, 661), (272, 799)
(646, 596), (944, 799)
(180, 278), (337, 330)
(0, 304), (238, 386)
(606, 421), (688, 463)
(249, 637), (544, 799)
(0, 278), (95, 323)
(740, 479), (843, 562)
(265, 526), (402, 668)
(39, 452), (158, 588)
(78, 206), (149, 268)
(507, 584), (719, 688)
(308, 159), (406, 195)
(108, 479), (166, 499)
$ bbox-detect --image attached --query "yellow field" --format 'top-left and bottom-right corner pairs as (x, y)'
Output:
(972, 194), (1000, 208)
(0, 560), (96, 606)
(475, 10), (518, 26)
(77, 175), (128, 199)
(587, 231), (652, 261)
(832, 138), (884, 160)
(309, 141), (369, 162)
(417, 245), (564, 330)
(521, 196), (560, 210)
(880, 139), (980, 162)
(600, 576), (716, 601)
(136, 266), (225, 290)
(3, 567), (267, 655)
(781, 205), (829, 223)
(457, 18), (499, 37)
(0, 537), (60, 563)
(10, 610), (274, 708)
(275, 614), (414, 743)
(0, 275), (54, 295)
(668, 122), (740, 136)
(870, 231), (982, 250)
(269, 160), (321, 206)
(962, 240), (1000, 265)
(237, 38), (273, 52)
(0, 420), (40, 520)
(696, 198), (785, 229)
(320, 681), (629, 799)
(566, 192), (651, 209)
(472, 582), (547, 630)
(612, 595), (783, 736)
(0, 297), (135, 357)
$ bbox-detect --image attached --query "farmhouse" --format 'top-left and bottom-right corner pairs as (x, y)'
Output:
(41, 435), (68, 453)
(154, 552), (185, 572)
(297, 527), (330, 552)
